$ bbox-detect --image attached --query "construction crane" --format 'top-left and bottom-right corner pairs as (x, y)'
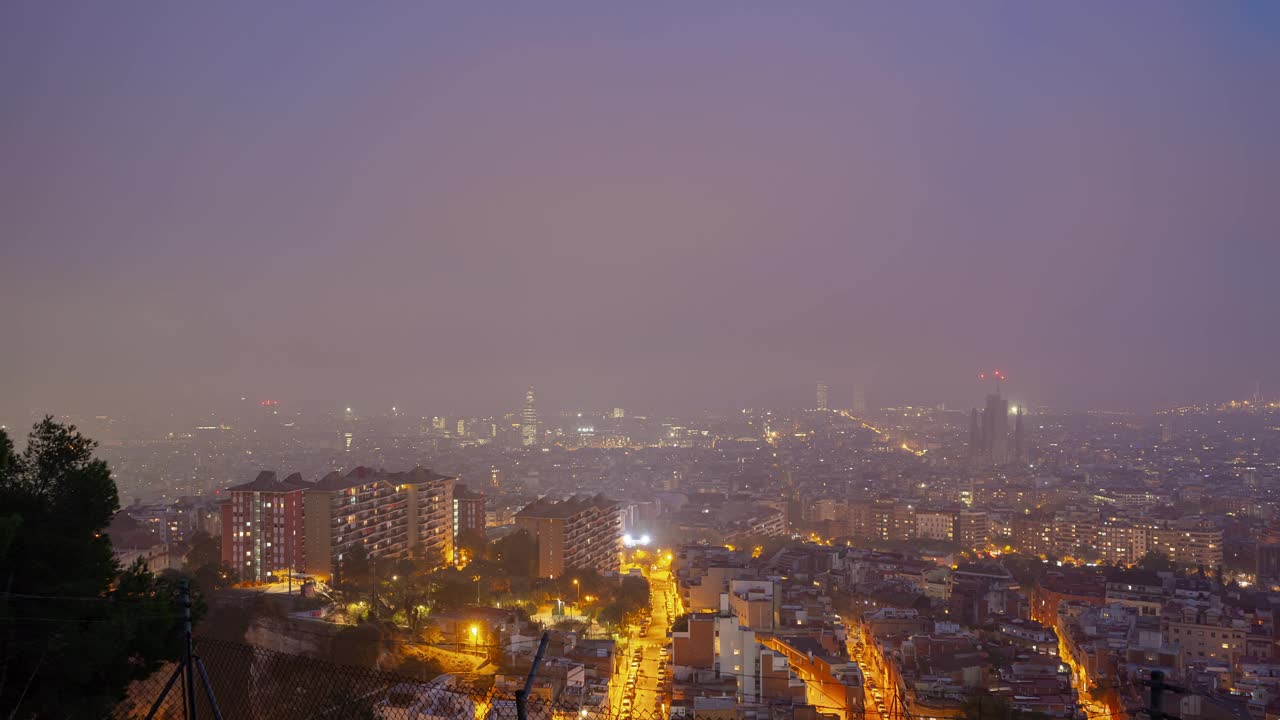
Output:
(978, 369), (1006, 394)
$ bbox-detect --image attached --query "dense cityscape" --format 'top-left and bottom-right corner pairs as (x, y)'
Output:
(4, 3), (1278, 719)
(4, 380), (1280, 719)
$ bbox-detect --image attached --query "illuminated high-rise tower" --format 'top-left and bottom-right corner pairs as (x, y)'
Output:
(816, 380), (829, 411)
(521, 387), (538, 447)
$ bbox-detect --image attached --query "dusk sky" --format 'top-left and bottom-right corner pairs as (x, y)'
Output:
(3, 3), (1278, 419)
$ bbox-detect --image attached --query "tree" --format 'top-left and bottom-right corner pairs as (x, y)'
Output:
(598, 602), (628, 629)
(186, 530), (221, 570)
(340, 543), (373, 602)
(425, 568), (476, 611)
(186, 529), (232, 591)
(456, 529), (487, 565)
(1004, 554), (1048, 589)
(389, 558), (429, 634)
(1137, 550), (1175, 574)
(0, 418), (189, 718)
(616, 576), (650, 615)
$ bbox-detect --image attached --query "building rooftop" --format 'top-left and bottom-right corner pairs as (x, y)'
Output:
(225, 470), (312, 493)
(309, 466), (451, 491)
(515, 494), (616, 519)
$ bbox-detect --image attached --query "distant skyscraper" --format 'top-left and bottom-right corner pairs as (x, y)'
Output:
(816, 380), (829, 411)
(521, 387), (538, 447)
(851, 385), (868, 413)
(980, 393), (1009, 464)
(611, 407), (625, 419)
(489, 466), (502, 490)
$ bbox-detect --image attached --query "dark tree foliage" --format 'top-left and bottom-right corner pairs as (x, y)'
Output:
(0, 418), (190, 718)
(329, 622), (388, 668)
(340, 543), (374, 603)
(455, 529), (488, 563)
(425, 568), (479, 611)
(598, 575), (651, 628)
(617, 575), (650, 612)
(186, 529), (233, 592)
(1137, 550), (1176, 574)
(186, 529), (221, 570)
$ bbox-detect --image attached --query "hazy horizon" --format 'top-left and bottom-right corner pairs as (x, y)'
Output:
(4, 3), (1278, 420)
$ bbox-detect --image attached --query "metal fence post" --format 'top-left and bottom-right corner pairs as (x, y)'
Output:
(515, 632), (550, 720)
(182, 578), (197, 720)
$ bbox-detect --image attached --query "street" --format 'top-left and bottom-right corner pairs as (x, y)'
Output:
(847, 622), (898, 720)
(607, 559), (677, 718)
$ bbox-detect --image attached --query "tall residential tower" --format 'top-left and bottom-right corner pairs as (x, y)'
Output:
(521, 387), (538, 447)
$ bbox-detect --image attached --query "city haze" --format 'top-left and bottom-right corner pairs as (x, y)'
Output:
(3, 3), (1279, 419)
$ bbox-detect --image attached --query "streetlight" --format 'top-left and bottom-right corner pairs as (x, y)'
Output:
(573, 578), (580, 609)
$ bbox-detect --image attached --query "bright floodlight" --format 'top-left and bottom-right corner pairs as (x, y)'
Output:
(639, 534), (651, 546)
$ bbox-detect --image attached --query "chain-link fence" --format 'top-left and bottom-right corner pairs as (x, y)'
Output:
(113, 636), (838, 720)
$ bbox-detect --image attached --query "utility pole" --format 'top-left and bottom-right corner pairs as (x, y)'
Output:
(144, 579), (224, 720)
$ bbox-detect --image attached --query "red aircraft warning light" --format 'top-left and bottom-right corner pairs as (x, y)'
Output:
(979, 370), (1007, 393)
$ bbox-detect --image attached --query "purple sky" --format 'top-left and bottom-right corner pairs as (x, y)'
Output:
(2, 3), (1278, 418)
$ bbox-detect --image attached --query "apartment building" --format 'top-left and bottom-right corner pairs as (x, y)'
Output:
(453, 483), (487, 538)
(302, 466), (454, 580)
(515, 494), (620, 578)
(915, 510), (954, 541)
(220, 471), (307, 583)
(1165, 603), (1246, 666)
(1147, 517), (1223, 569)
